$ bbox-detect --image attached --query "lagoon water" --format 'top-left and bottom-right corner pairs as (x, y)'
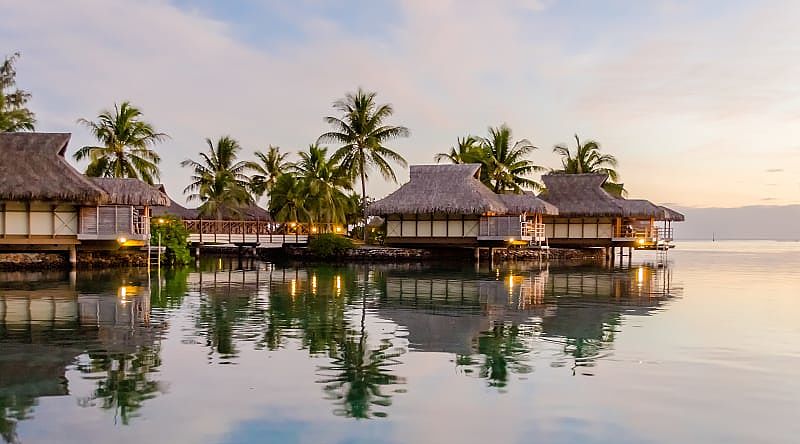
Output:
(1, 241), (798, 444)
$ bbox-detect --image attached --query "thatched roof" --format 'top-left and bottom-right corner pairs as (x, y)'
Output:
(193, 203), (273, 221)
(369, 164), (557, 216)
(151, 185), (199, 219)
(0, 133), (106, 204)
(233, 203), (273, 221)
(540, 173), (671, 219)
(90, 178), (169, 206)
(498, 192), (558, 215)
(659, 205), (685, 222)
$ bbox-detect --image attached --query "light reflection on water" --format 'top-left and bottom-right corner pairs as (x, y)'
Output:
(0, 241), (798, 443)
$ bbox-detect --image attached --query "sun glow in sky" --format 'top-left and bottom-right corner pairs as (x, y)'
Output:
(2, 0), (798, 208)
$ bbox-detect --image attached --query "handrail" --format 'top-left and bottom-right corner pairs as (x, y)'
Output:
(181, 220), (346, 237)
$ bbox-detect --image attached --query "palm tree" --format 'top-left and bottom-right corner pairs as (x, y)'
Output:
(268, 173), (311, 223)
(181, 136), (252, 219)
(74, 101), (167, 185)
(318, 88), (409, 241)
(479, 124), (544, 193)
(434, 135), (481, 164)
(0, 52), (36, 132)
(552, 134), (625, 196)
(294, 144), (353, 224)
(249, 145), (293, 201)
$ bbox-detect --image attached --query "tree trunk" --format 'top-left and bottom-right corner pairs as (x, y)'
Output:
(360, 151), (368, 242)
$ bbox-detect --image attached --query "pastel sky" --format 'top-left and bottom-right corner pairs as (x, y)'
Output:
(2, 0), (799, 208)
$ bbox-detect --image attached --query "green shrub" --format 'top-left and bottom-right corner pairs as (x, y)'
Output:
(308, 233), (355, 259)
(150, 216), (191, 265)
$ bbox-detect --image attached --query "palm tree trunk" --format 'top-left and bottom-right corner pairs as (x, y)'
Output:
(360, 157), (368, 242)
(361, 165), (367, 243)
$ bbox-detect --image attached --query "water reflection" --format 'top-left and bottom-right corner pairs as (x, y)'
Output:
(0, 270), (163, 439)
(0, 259), (678, 441)
(379, 263), (675, 383)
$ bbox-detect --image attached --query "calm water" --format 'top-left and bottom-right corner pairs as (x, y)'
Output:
(1, 241), (798, 444)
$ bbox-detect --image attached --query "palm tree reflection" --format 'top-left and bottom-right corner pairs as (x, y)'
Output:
(317, 333), (403, 419)
(455, 322), (537, 389)
(77, 347), (163, 425)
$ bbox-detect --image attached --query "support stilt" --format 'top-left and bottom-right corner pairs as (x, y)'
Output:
(68, 245), (77, 269)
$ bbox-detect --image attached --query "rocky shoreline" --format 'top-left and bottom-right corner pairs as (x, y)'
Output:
(281, 245), (606, 263)
(1, 246), (607, 270)
(0, 251), (148, 270)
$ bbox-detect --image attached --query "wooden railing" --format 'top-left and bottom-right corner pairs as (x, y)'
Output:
(614, 226), (674, 243)
(522, 222), (546, 240)
(181, 220), (345, 244)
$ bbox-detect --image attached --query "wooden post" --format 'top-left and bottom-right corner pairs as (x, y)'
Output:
(69, 245), (77, 269)
(26, 202), (31, 238)
(51, 204), (57, 238)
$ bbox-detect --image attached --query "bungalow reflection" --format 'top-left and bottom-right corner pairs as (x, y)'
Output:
(378, 263), (676, 386)
(0, 270), (164, 441)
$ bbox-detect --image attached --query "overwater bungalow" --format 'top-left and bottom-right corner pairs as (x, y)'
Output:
(539, 173), (684, 250)
(368, 164), (558, 249)
(0, 133), (168, 263)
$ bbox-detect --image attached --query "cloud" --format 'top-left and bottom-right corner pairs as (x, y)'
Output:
(2, 0), (799, 208)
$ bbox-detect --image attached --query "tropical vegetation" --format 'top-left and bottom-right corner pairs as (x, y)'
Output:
(249, 145), (292, 201)
(150, 215), (191, 265)
(56, 85), (635, 240)
(74, 101), (167, 185)
(435, 125), (544, 193)
(307, 233), (355, 258)
(434, 135), (481, 164)
(0, 52), (36, 132)
(318, 88), (409, 240)
(552, 134), (625, 196)
(181, 136), (253, 218)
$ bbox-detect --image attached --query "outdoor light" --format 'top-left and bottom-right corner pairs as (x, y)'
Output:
(158, 218), (165, 224)
(637, 239), (645, 245)
(335, 226), (342, 233)
(311, 227), (317, 233)
(117, 237), (127, 244)
(290, 222), (297, 227)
